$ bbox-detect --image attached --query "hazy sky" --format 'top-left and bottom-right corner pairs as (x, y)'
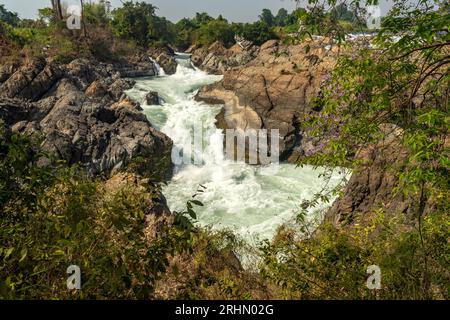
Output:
(1, 0), (393, 23)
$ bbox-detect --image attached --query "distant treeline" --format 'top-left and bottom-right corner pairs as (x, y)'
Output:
(0, 1), (370, 55)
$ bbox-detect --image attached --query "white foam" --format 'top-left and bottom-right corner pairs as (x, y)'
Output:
(126, 55), (349, 242)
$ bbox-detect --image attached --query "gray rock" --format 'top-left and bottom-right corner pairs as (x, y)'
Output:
(145, 91), (160, 105)
(148, 46), (178, 75)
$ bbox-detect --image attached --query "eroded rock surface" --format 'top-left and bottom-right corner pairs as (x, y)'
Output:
(148, 46), (178, 75)
(0, 56), (173, 179)
(325, 124), (413, 227)
(195, 39), (339, 160)
(188, 41), (259, 75)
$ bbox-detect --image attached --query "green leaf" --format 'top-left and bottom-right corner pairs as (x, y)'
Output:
(4, 247), (14, 259)
(19, 248), (28, 263)
(190, 200), (204, 207)
(187, 208), (197, 220)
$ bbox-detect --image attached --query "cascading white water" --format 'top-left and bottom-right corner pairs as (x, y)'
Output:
(127, 54), (348, 243)
(149, 57), (166, 76)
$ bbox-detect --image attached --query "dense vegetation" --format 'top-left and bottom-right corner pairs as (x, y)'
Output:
(0, 0), (372, 60)
(274, 0), (449, 299)
(0, 0), (449, 300)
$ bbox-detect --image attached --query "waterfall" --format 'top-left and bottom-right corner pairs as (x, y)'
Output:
(149, 57), (166, 76)
(126, 54), (349, 243)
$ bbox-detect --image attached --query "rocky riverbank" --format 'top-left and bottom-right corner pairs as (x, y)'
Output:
(193, 39), (339, 161)
(191, 39), (413, 229)
(0, 54), (175, 218)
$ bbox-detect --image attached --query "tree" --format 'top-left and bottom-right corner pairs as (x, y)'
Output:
(259, 8), (275, 27)
(275, 8), (289, 27)
(50, 0), (63, 21)
(195, 19), (235, 47)
(38, 7), (55, 24)
(331, 3), (356, 22)
(240, 21), (278, 45)
(0, 4), (20, 27)
(84, 1), (110, 26)
(111, 1), (158, 46)
(194, 12), (213, 25)
(175, 17), (198, 49)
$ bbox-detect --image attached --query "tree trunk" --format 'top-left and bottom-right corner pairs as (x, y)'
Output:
(80, 0), (87, 37)
(51, 0), (63, 21)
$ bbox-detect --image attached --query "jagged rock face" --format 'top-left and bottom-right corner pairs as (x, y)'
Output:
(148, 46), (178, 75)
(325, 124), (413, 227)
(196, 39), (339, 160)
(188, 41), (259, 75)
(145, 91), (160, 105)
(0, 57), (173, 180)
(116, 54), (158, 78)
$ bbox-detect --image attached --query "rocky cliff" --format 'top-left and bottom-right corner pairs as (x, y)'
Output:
(324, 124), (413, 227)
(0, 55), (173, 180)
(195, 39), (339, 161)
(188, 41), (259, 75)
(192, 39), (415, 229)
(148, 46), (178, 75)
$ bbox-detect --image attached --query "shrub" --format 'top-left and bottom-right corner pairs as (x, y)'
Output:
(0, 128), (193, 299)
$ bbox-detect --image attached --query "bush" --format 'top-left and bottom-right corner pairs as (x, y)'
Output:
(260, 210), (450, 299)
(195, 19), (235, 47)
(239, 21), (278, 46)
(0, 129), (193, 299)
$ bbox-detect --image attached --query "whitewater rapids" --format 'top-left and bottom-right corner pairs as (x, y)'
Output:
(126, 54), (348, 243)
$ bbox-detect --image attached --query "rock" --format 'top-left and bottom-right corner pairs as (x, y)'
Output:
(324, 124), (412, 227)
(195, 39), (339, 160)
(85, 79), (107, 98)
(148, 46), (178, 75)
(145, 91), (160, 105)
(0, 62), (19, 83)
(190, 41), (259, 75)
(0, 56), (173, 180)
(196, 83), (262, 131)
(234, 35), (254, 51)
(0, 57), (63, 101)
(116, 54), (158, 78)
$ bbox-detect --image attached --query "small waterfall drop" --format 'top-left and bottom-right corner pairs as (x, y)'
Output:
(127, 54), (349, 243)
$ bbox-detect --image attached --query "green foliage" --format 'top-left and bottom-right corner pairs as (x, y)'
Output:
(239, 21), (279, 46)
(274, 8), (291, 27)
(0, 4), (20, 27)
(194, 19), (235, 47)
(259, 9), (275, 27)
(156, 228), (270, 300)
(0, 128), (194, 299)
(261, 210), (450, 299)
(281, 1), (374, 42)
(84, 3), (110, 26)
(174, 18), (198, 50)
(173, 9), (281, 49)
(110, 1), (176, 46)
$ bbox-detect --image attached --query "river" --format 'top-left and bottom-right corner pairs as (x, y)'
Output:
(126, 54), (348, 244)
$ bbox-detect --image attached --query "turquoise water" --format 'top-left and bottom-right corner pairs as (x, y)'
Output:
(126, 55), (349, 243)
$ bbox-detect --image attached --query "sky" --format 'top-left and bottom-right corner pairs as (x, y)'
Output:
(1, 0), (393, 23)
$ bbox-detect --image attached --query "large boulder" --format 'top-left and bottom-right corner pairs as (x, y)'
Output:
(196, 39), (339, 160)
(0, 57), (173, 180)
(145, 91), (160, 105)
(148, 46), (177, 75)
(189, 41), (259, 74)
